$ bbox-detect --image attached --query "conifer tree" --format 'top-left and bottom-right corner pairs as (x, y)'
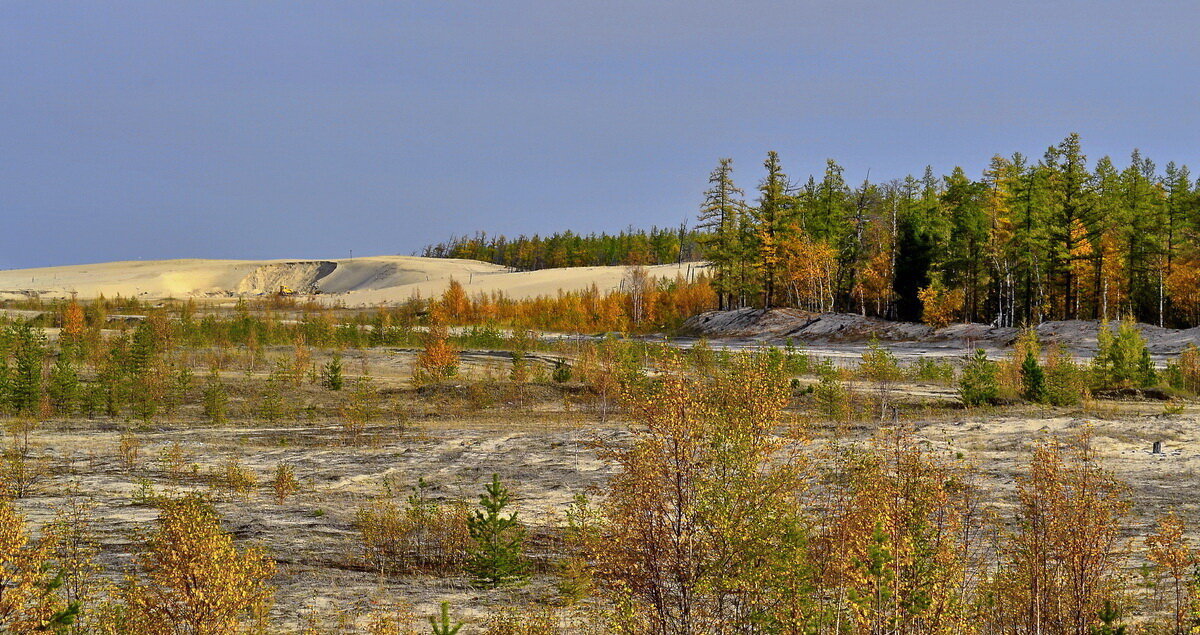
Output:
(696, 158), (748, 309)
(202, 368), (228, 426)
(1042, 133), (1094, 320)
(465, 474), (528, 589)
(1021, 350), (1047, 403)
(959, 349), (999, 406)
(942, 166), (990, 319)
(0, 331), (11, 414)
(1089, 157), (1124, 321)
(429, 602), (463, 635)
(750, 151), (793, 308)
(1121, 150), (1165, 321)
(8, 323), (45, 416)
(320, 354), (343, 391)
(47, 353), (80, 416)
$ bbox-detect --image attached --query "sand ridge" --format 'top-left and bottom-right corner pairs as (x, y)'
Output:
(0, 256), (704, 305)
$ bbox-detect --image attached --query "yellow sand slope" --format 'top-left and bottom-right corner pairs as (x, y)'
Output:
(0, 256), (703, 305)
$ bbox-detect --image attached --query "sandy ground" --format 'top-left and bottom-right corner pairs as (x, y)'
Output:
(679, 307), (1200, 361)
(0, 256), (702, 305)
(8, 343), (1197, 629)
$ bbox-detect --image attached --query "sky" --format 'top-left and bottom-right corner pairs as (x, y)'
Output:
(3, 1), (1199, 269)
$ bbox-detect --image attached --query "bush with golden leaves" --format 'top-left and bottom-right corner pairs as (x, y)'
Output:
(413, 310), (459, 384)
(1145, 512), (1199, 632)
(0, 501), (79, 632)
(354, 490), (470, 576)
(117, 495), (275, 635)
(589, 352), (813, 631)
(270, 463), (299, 505)
(986, 436), (1131, 633)
(813, 431), (985, 632)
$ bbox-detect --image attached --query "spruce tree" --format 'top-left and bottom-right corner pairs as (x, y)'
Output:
(429, 602), (463, 635)
(465, 474), (529, 588)
(47, 353), (80, 416)
(959, 349), (999, 407)
(750, 151), (793, 308)
(1021, 350), (1047, 403)
(9, 323), (46, 416)
(320, 355), (343, 391)
(697, 158), (748, 309)
(202, 368), (228, 425)
(0, 330), (11, 413)
(942, 166), (990, 321)
(1042, 133), (1094, 320)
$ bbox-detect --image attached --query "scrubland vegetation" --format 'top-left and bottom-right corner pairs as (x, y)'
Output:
(0, 288), (1199, 633)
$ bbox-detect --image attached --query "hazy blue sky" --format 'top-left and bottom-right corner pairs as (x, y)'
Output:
(3, 1), (1198, 269)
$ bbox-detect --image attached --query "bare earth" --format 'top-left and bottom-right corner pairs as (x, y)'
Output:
(10, 346), (1199, 629)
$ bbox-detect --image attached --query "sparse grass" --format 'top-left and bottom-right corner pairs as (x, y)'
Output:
(1, 307), (1198, 631)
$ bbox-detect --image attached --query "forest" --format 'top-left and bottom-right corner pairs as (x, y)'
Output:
(421, 227), (704, 271)
(698, 135), (1200, 328)
(428, 135), (1200, 329)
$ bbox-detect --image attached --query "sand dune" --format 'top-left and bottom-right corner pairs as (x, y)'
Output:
(0, 256), (704, 305)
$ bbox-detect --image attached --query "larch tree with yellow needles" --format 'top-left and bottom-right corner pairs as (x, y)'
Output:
(413, 307), (459, 384)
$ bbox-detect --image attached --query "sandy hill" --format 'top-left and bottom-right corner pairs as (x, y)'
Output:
(0, 256), (703, 306)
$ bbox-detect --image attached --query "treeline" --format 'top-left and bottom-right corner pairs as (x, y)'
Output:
(421, 227), (704, 270)
(435, 270), (715, 333)
(699, 134), (1200, 327)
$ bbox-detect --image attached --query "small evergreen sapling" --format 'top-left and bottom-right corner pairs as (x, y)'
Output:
(1021, 351), (1047, 404)
(320, 355), (343, 391)
(9, 323), (46, 416)
(465, 474), (529, 589)
(552, 359), (572, 383)
(429, 601), (463, 635)
(47, 353), (80, 416)
(202, 368), (227, 425)
(959, 349), (998, 407)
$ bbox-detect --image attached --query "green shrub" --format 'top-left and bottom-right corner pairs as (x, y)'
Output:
(859, 338), (903, 383)
(202, 368), (228, 425)
(320, 354), (343, 391)
(552, 359), (572, 383)
(1044, 347), (1086, 406)
(1092, 317), (1156, 389)
(1021, 351), (1047, 403)
(783, 339), (812, 375)
(959, 349), (998, 407)
(1165, 344), (1200, 394)
(814, 374), (851, 421)
(908, 357), (955, 382)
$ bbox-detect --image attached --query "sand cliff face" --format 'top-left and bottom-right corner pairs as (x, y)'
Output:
(233, 261), (338, 295)
(0, 256), (702, 306)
